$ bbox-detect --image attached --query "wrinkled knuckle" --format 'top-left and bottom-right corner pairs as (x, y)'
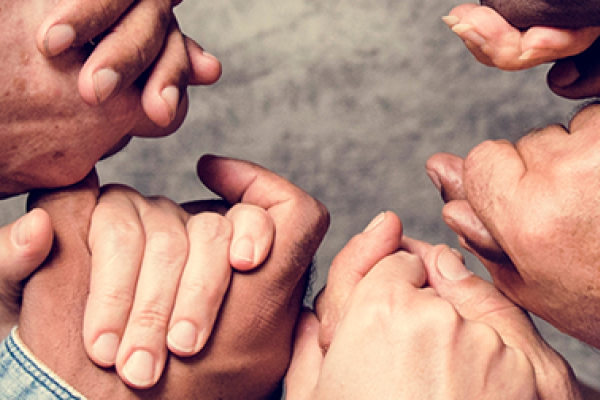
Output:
(145, 230), (188, 269)
(182, 278), (228, 305)
(464, 140), (497, 173)
(131, 301), (171, 330)
(94, 286), (134, 310)
(103, 218), (145, 247)
(188, 213), (233, 243)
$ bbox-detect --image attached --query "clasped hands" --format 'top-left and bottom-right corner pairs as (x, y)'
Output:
(2, 154), (329, 398)
(1, 151), (583, 399)
(285, 212), (580, 399)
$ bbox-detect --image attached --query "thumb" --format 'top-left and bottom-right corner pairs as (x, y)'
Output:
(0, 208), (53, 337)
(314, 211), (403, 352)
(426, 245), (528, 335)
(425, 246), (581, 400)
(0, 209), (53, 283)
(548, 37), (600, 99)
(284, 310), (322, 400)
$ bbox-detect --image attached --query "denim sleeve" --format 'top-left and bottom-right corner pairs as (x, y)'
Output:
(0, 328), (87, 399)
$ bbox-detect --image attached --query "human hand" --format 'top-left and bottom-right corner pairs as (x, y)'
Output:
(445, 3), (600, 98)
(288, 222), (580, 399)
(36, 0), (221, 128)
(0, 210), (53, 339)
(443, 3), (600, 71)
(83, 184), (274, 389)
(426, 102), (600, 349)
(0, 0), (190, 198)
(18, 155), (328, 399)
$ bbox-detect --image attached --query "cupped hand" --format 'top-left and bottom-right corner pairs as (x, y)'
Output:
(480, 0), (600, 30)
(444, 4), (600, 71)
(445, 3), (600, 99)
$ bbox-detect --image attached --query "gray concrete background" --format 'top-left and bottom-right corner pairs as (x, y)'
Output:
(2, 0), (599, 389)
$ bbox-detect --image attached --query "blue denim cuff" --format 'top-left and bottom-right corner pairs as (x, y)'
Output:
(0, 327), (86, 399)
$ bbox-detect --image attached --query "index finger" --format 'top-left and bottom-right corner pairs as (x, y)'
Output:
(36, 0), (136, 56)
(463, 140), (526, 246)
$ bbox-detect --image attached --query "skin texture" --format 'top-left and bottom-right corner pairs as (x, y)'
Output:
(18, 155), (329, 399)
(0, 209), (53, 339)
(426, 102), (600, 350)
(83, 185), (276, 389)
(287, 212), (580, 399)
(37, 0), (221, 127)
(481, 0), (600, 29)
(448, 3), (600, 98)
(0, 0), (194, 199)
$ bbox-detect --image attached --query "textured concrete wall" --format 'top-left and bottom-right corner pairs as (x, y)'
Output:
(2, 0), (599, 389)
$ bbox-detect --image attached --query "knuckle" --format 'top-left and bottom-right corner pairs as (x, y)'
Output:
(145, 229), (188, 269)
(351, 280), (403, 322)
(292, 195), (331, 244)
(93, 286), (134, 311)
(181, 276), (229, 305)
(103, 218), (145, 247)
(464, 140), (498, 173)
(428, 300), (462, 331)
(188, 213), (233, 243)
(130, 300), (171, 330)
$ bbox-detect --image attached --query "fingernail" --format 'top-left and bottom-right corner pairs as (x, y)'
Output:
(44, 24), (75, 56)
(442, 15), (460, 28)
(452, 24), (486, 47)
(201, 51), (218, 62)
(231, 237), (255, 264)
(519, 48), (549, 61)
(93, 68), (120, 103)
(92, 332), (119, 365)
(437, 247), (473, 281)
(123, 350), (156, 387)
(168, 320), (198, 354)
(426, 169), (442, 192)
(160, 86), (179, 123)
(12, 213), (32, 248)
(363, 212), (386, 233)
(450, 247), (465, 262)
